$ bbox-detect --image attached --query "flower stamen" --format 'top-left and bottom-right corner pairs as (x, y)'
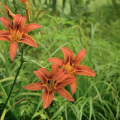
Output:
(45, 79), (55, 92)
(17, 24), (19, 31)
(48, 80), (50, 84)
(54, 81), (56, 84)
(11, 26), (13, 30)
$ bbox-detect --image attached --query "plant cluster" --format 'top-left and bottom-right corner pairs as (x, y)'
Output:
(0, 1), (95, 111)
(0, 0), (120, 120)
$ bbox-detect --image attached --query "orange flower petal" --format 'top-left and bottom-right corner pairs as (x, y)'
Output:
(50, 63), (59, 78)
(53, 67), (69, 82)
(4, 5), (15, 20)
(19, 34), (37, 48)
(47, 57), (64, 67)
(42, 89), (54, 109)
(0, 17), (11, 30)
(24, 23), (42, 33)
(34, 68), (50, 84)
(61, 47), (74, 64)
(10, 42), (18, 61)
(0, 30), (11, 35)
(56, 76), (76, 88)
(0, 36), (11, 42)
(19, 16), (26, 32)
(55, 88), (74, 102)
(70, 80), (77, 94)
(74, 65), (96, 76)
(24, 82), (44, 90)
(13, 14), (22, 30)
(0, 30), (11, 42)
(75, 49), (85, 65)
(37, 68), (50, 79)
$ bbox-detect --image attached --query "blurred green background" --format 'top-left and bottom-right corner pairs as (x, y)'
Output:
(0, 0), (120, 120)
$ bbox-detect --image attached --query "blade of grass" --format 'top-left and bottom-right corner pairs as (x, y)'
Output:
(31, 98), (43, 119)
(50, 105), (64, 120)
(89, 97), (92, 120)
(1, 47), (24, 117)
(65, 101), (68, 120)
(88, 23), (98, 64)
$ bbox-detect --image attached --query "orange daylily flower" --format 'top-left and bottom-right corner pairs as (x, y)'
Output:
(4, 5), (15, 20)
(0, 14), (41, 61)
(24, 63), (75, 109)
(47, 47), (96, 94)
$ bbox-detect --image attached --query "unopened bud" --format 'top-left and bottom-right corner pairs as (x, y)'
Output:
(35, 9), (41, 20)
(25, 8), (30, 22)
(4, 5), (15, 19)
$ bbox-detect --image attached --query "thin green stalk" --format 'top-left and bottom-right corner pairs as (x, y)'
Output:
(32, 98), (42, 119)
(32, 0), (38, 10)
(13, 0), (17, 14)
(3, 42), (10, 94)
(4, 43), (9, 77)
(4, 0), (7, 5)
(88, 23), (98, 64)
(62, 0), (66, 13)
(65, 102), (68, 120)
(1, 47), (24, 117)
(52, 0), (57, 15)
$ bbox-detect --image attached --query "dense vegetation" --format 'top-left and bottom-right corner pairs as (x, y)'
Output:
(0, 0), (120, 120)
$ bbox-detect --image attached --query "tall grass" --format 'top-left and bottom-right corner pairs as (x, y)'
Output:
(0, 0), (120, 119)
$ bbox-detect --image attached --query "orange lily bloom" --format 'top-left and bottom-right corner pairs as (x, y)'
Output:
(4, 5), (15, 20)
(47, 47), (96, 94)
(24, 64), (75, 109)
(0, 14), (41, 61)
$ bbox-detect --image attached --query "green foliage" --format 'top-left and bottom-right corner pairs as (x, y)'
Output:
(0, 0), (120, 120)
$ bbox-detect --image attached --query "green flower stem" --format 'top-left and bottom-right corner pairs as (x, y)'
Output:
(4, 0), (7, 5)
(13, 0), (17, 14)
(1, 47), (24, 116)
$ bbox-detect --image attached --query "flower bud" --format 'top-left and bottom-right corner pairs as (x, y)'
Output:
(25, 8), (30, 22)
